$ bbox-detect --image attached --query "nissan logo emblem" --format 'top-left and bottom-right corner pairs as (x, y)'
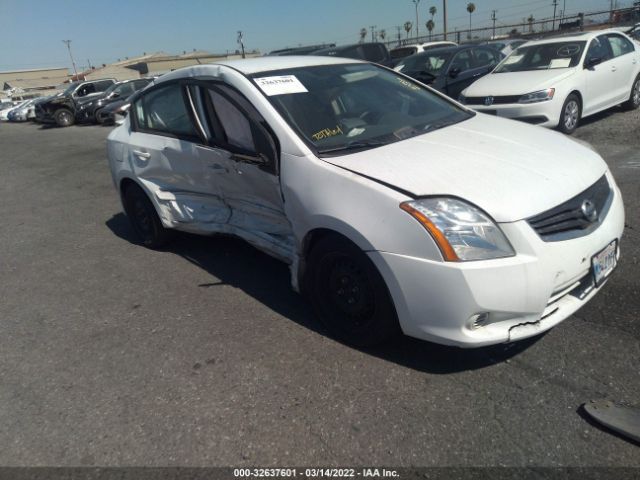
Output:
(484, 96), (494, 106)
(581, 199), (598, 222)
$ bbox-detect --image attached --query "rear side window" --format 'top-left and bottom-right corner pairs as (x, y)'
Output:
(133, 79), (151, 90)
(134, 84), (199, 138)
(450, 50), (473, 72)
(607, 34), (634, 57)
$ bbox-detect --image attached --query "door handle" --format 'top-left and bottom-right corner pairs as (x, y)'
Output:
(207, 163), (228, 173)
(611, 66), (617, 72)
(133, 150), (150, 159)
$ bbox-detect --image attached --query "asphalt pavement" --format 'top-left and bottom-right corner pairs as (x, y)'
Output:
(0, 112), (638, 467)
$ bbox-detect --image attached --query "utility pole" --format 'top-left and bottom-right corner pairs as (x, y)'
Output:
(491, 10), (497, 39)
(552, 0), (558, 31)
(413, 0), (421, 40)
(442, 0), (448, 41)
(237, 31), (245, 58)
(62, 40), (78, 79)
(370, 25), (376, 42)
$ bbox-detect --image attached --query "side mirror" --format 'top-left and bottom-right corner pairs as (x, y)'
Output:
(585, 56), (602, 69)
(448, 67), (461, 79)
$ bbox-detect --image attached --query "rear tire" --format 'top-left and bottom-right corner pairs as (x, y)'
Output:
(54, 108), (75, 127)
(123, 183), (173, 249)
(306, 235), (400, 347)
(557, 93), (581, 135)
(623, 75), (640, 111)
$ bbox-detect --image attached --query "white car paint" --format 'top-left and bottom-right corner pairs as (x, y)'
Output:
(460, 29), (640, 130)
(107, 56), (625, 347)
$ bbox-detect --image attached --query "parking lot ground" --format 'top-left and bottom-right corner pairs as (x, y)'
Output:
(0, 114), (638, 467)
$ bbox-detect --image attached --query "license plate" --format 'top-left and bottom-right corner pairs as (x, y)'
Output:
(592, 240), (618, 287)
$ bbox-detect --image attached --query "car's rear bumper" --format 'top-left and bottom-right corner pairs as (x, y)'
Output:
(368, 176), (625, 347)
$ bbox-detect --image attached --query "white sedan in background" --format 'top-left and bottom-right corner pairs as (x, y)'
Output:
(107, 57), (624, 348)
(460, 30), (640, 134)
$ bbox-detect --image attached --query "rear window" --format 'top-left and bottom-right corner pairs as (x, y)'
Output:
(391, 47), (418, 59)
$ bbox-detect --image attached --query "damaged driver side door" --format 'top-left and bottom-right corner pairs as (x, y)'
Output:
(186, 81), (295, 263)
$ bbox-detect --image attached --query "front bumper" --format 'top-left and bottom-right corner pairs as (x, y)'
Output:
(470, 99), (562, 128)
(368, 176), (625, 347)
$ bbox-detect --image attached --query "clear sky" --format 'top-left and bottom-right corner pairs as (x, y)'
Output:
(0, 0), (623, 71)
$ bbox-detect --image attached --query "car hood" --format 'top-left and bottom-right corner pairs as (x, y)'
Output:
(463, 68), (576, 96)
(322, 114), (607, 222)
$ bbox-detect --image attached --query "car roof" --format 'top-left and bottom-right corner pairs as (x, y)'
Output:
(160, 55), (364, 79)
(521, 29), (628, 46)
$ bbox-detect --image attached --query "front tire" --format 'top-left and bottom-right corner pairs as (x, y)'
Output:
(306, 235), (400, 347)
(623, 75), (640, 111)
(54, 108), (75, 127)
(123, 183), (173, 249)
(557, 94), (581, 135)
(94, 108), (104, 124)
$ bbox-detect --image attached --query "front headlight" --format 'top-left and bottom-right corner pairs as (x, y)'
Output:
(400, 198), (515, 261)
(518, 88), (555, 104)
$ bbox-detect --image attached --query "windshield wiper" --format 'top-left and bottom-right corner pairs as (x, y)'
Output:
(317, 140), (388, 154)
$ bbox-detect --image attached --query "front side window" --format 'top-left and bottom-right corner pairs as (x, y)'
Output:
(495, 41), (586, 72)
(134, 84), (198, 138)
(251, 63), (471, 154)
(586, 36), (612, 63)
(607, 34), (634, 57)
(76, 83), (96, 97)
(450, 50), (473, 72)
(472, 48), (499, 68)
(208, 89), (256, 152)
(396, 51), (452, 76)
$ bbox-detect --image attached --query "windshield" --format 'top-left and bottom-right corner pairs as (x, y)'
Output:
(251, 63), (471, 154)
(495, 41), (586, 72)
(395, 50), (452, 75)
(62, 82), (81, 96)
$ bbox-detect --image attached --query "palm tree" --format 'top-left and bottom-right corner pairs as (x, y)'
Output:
(466, 2), (476, 39)
(429, 5), (437, 20)
(359, 27), (367, 43)
(426, 19), (435, 40)
(527, 15), (535, 33)
(379, 29), (386, 40)
(404, 21), (413, 40)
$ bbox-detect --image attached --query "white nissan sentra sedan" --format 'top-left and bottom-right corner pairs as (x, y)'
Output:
(106, 56), (624, 348)
(459, 30), (640, 134)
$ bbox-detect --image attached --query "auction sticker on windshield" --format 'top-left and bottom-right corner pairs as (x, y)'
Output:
(254, 75), (308, 95)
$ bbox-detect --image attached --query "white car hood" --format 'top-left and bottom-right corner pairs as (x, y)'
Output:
(323, 114), (607, 222)
(464, 68), (576, 96)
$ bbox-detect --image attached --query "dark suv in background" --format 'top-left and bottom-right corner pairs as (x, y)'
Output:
(313, 42), (393, 66)
(35, 78), (116, 127)
(76, 78), (152, 124)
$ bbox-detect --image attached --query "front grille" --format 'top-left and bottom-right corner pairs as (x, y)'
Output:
(464, 95), (521, 105)
(527, 175), (612, 242)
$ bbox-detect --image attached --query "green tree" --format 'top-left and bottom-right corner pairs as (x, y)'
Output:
(404, 21), (413, 40)
(359, 27), (367, 43)
(426, 19), (435, 40)
(467, 3), (476, 39)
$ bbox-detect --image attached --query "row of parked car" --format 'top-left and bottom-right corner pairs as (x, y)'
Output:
(0, 77), (154, 127)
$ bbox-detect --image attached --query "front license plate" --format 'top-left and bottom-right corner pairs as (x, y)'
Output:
(592, 240), (618, 287)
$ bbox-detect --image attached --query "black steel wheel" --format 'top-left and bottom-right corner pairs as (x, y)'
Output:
(306, 235), (400, 347)
(123, 183), (173, 249)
